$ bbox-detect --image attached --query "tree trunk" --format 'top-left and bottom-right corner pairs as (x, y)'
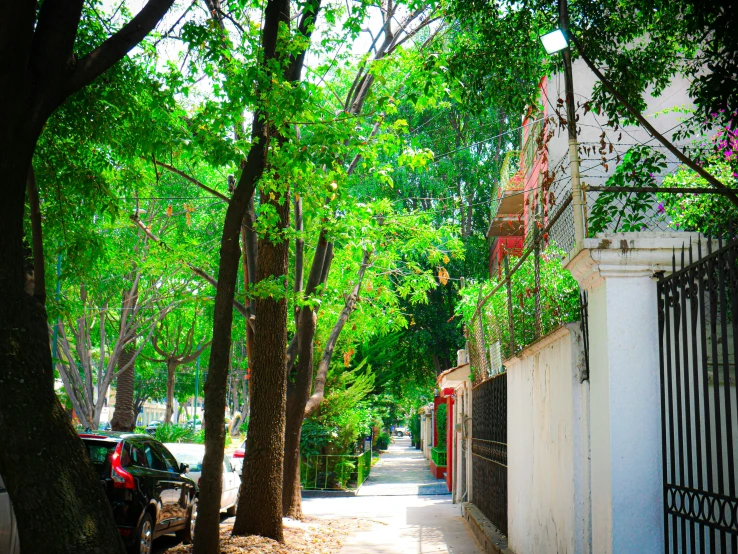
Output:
(164, 359), (176, 424)
(0, 160), (125, 553)
(110, 344), (136, 431)
(233, 184), (290, 540)
(282, 315), (315, 519)
(281, 232), (330, 518)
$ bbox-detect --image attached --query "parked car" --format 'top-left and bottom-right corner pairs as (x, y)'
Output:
(0, 474), (20, 554)
(98, 421), (112, 431)
(394, 426), (409, 437)
(145, 420), (163, 435)
(79, 431), (197, 554)
(184, 420), (202, 432)
(165, 443), (238, 515)
(231, 440), (246, 476)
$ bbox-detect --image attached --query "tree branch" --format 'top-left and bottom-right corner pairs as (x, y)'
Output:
(64, 0), (175, 96)
(153, 160), (230, 202)
(304, 249), (371, 416)
(570, 34), (738, 207)
(26, 165), (46, 305)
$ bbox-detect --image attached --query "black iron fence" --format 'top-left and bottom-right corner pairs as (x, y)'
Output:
(472, 373), (507, 535)
(658, 234), (738, 553)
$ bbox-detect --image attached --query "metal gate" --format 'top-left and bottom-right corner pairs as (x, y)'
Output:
(658, 236), (738, 553)
(472, 372), (507, 535)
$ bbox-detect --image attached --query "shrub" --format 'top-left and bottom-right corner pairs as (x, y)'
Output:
(155, 423), (195, 443)
(436, 403), (447, 449)
(375, 431), (391, 451)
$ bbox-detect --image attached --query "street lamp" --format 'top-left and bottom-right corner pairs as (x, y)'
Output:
(539, 0), (587, 254)
(540, 29), (568, 54)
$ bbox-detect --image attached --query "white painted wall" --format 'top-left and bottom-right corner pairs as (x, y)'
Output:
(567, 233), (695, 554)
(507, 324), (591, 554)
(453, 382), (473, 504)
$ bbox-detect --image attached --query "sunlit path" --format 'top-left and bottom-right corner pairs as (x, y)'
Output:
(303, 437), (481, 553)
(358, 436), (450, 496)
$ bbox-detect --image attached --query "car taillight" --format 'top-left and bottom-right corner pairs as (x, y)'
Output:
(233, 449), (245, 459)
(110, 442), (135, 490)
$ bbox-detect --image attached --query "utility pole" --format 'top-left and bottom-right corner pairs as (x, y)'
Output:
(559, 0), (586, 251)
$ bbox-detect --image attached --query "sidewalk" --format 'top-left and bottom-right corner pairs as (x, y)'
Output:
(303, 437), (482, 553)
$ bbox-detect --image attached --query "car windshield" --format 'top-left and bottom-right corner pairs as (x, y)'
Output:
(168, 450), (203, 472)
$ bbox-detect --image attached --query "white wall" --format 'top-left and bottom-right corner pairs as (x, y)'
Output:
(507, 323), (591, 554)
(453, 382), (473, 504)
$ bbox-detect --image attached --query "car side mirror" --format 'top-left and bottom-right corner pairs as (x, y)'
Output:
(180, 463), (189, 474)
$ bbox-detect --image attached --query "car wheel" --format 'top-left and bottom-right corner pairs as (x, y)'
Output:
(177, 497), (197, 544)
(131, 513), (153, 554)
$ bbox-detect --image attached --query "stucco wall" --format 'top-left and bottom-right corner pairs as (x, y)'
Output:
(507, 323), (591, 554)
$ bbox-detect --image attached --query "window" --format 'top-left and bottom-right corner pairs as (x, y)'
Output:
(86, 444), (112, 465)
(169, 451), (202, 473)
(156, 444), (181, 474)
(142, 443), (168, 471)
(223, 459), (233, 473)
(126, 443), (148, 468)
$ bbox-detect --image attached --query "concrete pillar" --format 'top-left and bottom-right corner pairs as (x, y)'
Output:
(567, 232), (700, 554)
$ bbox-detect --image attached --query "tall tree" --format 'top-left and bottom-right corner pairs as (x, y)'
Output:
(149, 306), (211, 424)
(0, 2), (174, 551)
(195, 0), (322, 548)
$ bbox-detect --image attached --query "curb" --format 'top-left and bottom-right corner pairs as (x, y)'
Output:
(462, 503), (514, 554)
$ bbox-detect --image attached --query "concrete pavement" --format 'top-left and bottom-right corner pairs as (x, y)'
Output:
(303, 436), (482, 553)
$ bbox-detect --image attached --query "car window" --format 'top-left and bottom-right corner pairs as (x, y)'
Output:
(125, 443), (148, 468)
(169, 451), (203, 473)
(81, 440), (117, 478)
(156, 444), (182, 473)
(142, 442), (168, 471)
(223, 459), (233, 473)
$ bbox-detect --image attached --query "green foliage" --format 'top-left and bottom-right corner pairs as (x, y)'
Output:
(155, 424), (196, 444)
(409, 414), (421, 443)
(589, 146), (668, 234)
(457, 249), (580, 377)
(435, 403), (447, 449)
(375, 431), (391, 451)
(660, 160), (738, 236)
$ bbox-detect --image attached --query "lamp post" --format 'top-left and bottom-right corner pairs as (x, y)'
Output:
(540, 0), (587, 253)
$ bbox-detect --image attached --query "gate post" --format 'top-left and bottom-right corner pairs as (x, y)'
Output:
(567, 232), (700, 554)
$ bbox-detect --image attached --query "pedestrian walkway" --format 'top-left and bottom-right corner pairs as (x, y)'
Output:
(303, 437), (482, 553)
(357, 436), (450, 496)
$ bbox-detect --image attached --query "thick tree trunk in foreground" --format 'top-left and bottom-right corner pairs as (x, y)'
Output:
(0, 162), (126, 554)
(0, 2), (173, 546)
(110, 344), (136, 431)
(233, 184), (290, 540)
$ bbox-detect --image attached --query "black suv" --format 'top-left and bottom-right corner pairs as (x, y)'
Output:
(79, 432), (198, 554)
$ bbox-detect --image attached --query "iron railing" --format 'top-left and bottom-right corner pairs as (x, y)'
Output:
(300, 450), (372, 491)
(431, 447), (447, 467)
(472, 372), (508, 536)
(658, 234), (738, 552)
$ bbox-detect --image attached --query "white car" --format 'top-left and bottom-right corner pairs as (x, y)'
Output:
(165, 443), (240, 515)
(0, 474), (20, 554)
(231, 440), (246, 476)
